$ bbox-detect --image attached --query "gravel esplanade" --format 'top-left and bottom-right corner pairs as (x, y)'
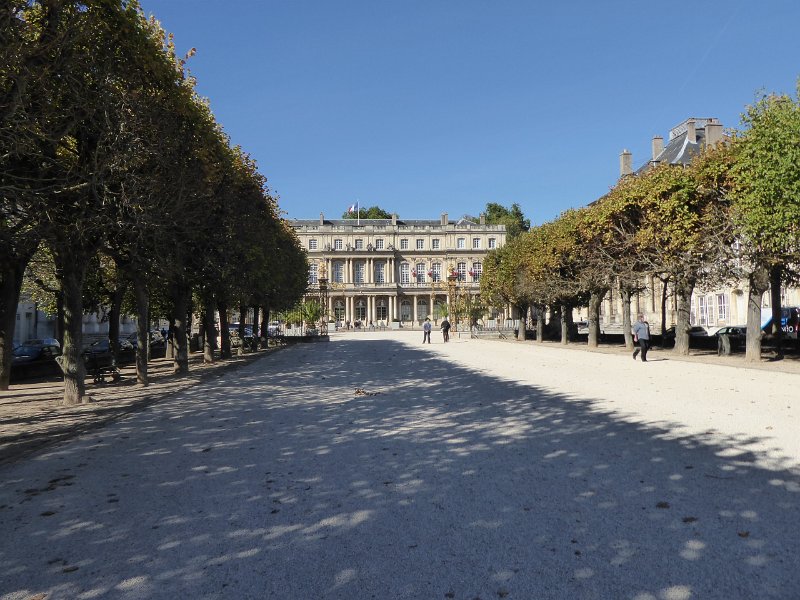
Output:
(1, 331), (798, 600)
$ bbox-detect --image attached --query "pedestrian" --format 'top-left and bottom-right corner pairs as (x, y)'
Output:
(632, 314), (650, 362)
(422, 318), (432, 343)
(441, 316), (451, 342)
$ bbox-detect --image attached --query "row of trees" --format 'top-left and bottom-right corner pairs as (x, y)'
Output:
(481, 88), (800, 361)
(1, 1), (308, 401)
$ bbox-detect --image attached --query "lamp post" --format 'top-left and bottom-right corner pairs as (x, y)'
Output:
(447, 265), (458, 328)
(317, 261), (328, 335)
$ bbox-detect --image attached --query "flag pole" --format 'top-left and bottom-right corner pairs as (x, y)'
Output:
(357, 199), (360, 225)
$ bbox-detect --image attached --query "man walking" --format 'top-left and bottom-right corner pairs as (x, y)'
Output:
(632, 314), (650, 362)
(441, 317), (451, 343)
(422, 318), (432, 344)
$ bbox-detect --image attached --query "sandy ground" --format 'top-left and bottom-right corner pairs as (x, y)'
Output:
(0, 331), (798, 599)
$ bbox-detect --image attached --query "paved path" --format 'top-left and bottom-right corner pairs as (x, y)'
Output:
(1, 332), (798, 599)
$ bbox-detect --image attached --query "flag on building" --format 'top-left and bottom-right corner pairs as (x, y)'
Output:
(347, 203), (358, 214)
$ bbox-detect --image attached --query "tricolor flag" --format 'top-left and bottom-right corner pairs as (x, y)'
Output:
(347, 202), (358, 214)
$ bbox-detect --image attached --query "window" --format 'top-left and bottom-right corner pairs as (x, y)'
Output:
(472, 238), (481, 249)
(416, 262), (425, 283)
(308, 263), (318, 284)
(333, 300), (345, 321)
(471, 262), (482, 282)
(309, 239), (318, 250)
(334, 239), (343, 250)
(400, 239), (409, 250)
(488, 238), (496, 249)
(698, 296), (709, 326)
(375, 261), (385, 284)
(354, 262), (365, 284)
(416, 239), (424, 250)
(457, 262), (467, 282)
(355, 299), (366, 321)
(355, 239), (364, 250)
(376, 299), (388, 321)
(432, 262), (442, 282)
(400, 262), (410, 285)
(717, 294), (729, 322)
(432, 239), (440, 250)
(375, 238), (384, 250)
(333, 261), (344, 283)
(457, 237), (465, 249)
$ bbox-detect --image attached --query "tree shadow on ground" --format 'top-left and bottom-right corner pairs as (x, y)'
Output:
(0, 339), (798, 599)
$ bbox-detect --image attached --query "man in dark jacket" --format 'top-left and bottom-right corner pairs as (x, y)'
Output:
(441, 317), (451, 343)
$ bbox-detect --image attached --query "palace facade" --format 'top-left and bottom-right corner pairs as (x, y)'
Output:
(291, 213), (507, 326)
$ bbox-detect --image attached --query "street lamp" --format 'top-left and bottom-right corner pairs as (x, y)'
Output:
(447, 264), (458, 328)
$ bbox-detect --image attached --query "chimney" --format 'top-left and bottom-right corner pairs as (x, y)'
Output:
(479, 212), (486, 225)
(651, 136), (664, 161)
(391, 213), (397, 226)
(620, 149), (633, 176)
(686, 119), (696, 144)
(705, 120), (723, 148)
(440, 213), (448, 226)
(319, 212), (324, 225)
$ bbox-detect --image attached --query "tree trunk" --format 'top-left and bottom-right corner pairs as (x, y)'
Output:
(620, 287), (634, 350)
(252, 305), (260, 351)
(55, 252), (89, 405)
(516, 303), (526, 341)
(560, 303), (571, 345)
(0, 262), (27, 390)
(260, 308), (269, 348)
(218, 299), (231, 359)
(659, 276), (670, 338)
(108, 284), (124, 368)
(745, 263), (770, 362)
(132, 274), (149, 385)
(769, 263), (783, 357)
(55, 291), (65, 347)
(238, 303), (247, 339)
(587, 291), (603, 348)
(171, 286), (190, 374)
(202, 298), (215, 364)
(672, 278), (695, 356)
(166, 318), (175, 360)
(535, 304), (545, 343)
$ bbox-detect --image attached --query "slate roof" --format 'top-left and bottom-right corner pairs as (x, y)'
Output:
(635, 117), (717, 174)
(291, 217), (480, 227)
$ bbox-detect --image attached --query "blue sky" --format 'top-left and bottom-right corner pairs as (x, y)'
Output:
(138, 1), (800, 224)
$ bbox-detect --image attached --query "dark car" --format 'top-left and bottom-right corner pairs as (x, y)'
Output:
(82, 338), (136, 370)
(714, 326), (747, 352)
(125, 331), (167, 359)
(11, 343), (63, 381)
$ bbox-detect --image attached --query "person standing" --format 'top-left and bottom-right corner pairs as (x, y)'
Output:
(441, 317), (451, 343)
(422, 318), (432, 344)
(632, 314), (651, 362)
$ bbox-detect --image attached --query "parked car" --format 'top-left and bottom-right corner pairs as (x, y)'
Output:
(24, 337), (61, 348)
(82, 338), (135, 370)
(125, 331), (167, 358)
(714, 325), (747, 351)
(11, 343), (63, 381)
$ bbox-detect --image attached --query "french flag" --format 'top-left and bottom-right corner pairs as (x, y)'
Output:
(347, 202), (358, 214)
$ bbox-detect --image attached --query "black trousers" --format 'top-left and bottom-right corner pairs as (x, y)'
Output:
(423, 331), (431, 343)
(633, 338), (650, 361)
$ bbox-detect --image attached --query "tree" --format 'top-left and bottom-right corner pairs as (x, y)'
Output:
(484, 202), (531, 238)
(341, 205), (392, 219)
(731, 90), (800, 361)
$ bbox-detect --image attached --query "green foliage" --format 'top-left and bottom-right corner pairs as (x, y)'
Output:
(731, 91), (800, 262)
(341, 205), (393, 219)
(484, 202), (530, 238)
